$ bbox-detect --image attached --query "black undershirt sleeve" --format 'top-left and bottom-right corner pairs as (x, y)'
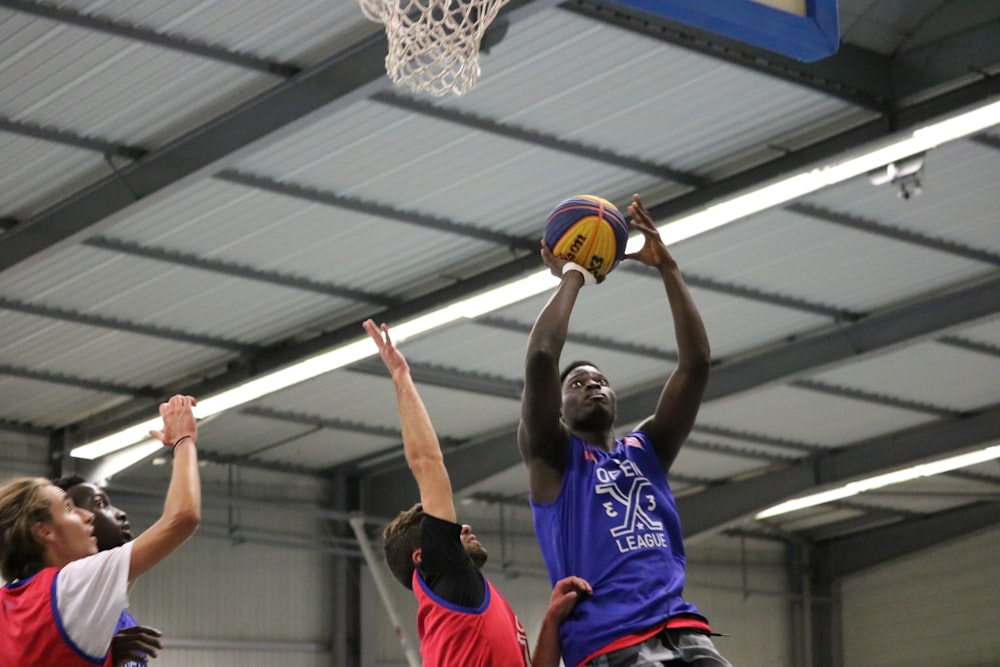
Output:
(416, 513), (486, 608)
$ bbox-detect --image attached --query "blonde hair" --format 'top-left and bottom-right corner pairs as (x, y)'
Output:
(0, 477), (53, 581)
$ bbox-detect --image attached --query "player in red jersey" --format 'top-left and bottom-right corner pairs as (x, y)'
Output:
(0, 395), (201, 667)
(366, 319), (590, 667)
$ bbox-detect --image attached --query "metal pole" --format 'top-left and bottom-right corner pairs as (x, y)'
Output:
(349, 517), (421, 667)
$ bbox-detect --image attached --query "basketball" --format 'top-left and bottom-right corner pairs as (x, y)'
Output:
(543, 195), (629, 280)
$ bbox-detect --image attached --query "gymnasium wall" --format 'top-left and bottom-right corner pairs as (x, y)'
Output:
(839, 526), (1000, 667)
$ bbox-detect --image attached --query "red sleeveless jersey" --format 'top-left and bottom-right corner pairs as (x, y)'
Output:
(1, 567), (112, 667)
(413, 570), (531, 667)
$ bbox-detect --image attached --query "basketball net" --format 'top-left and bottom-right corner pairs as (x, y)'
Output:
(358, 0), (510, 96)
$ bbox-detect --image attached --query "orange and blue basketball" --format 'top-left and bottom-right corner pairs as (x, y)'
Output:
(543, 195), (629, 280)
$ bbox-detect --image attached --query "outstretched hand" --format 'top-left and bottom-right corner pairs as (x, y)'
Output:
(625, 194), (674, 270)
(111, 625), (163, 666)
(148, 395), (197, 448)
(363, 319), (409, 377)
(546, 576), (593, 624)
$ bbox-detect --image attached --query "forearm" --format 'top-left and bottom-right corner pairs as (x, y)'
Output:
(130, 439), (200, 578)
(527, 272), (584, 362)
(161, 438), (201, 527)
(659, 260), (710, 368)
(394, 369), (456, 521)
(531, 616), (563, 667)
(395, 370), (444, 466)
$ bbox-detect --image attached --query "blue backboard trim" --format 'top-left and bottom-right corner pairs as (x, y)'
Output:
(607, 0), (840, 62)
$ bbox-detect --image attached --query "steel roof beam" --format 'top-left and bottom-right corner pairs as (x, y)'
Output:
(815, 500), (1000, 580)
(677, 404), (1000, 539)
(0, 296), (251, 351)
(0, 363), (156, 397)
(0, 116), (146, 158)
(84, 236), (395, 306)
(786, 203), (1000, 266)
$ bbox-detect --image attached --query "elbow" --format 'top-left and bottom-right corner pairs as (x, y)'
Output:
(168, 506), (201, 538)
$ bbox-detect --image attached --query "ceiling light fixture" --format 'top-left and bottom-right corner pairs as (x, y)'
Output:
(755, 444), (1000, 519)
(70, 98), (1000, 464)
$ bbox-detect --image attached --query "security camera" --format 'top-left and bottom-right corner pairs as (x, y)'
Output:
(868, 153), (925, 200)
(895, 173), (922, 200)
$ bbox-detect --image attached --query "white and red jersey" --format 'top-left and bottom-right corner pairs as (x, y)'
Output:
(1, 542), (133, 666)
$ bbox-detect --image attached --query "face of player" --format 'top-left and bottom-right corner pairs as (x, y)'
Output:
(67, 482), (132, 551)
(561, 365), (617, 431)
(37, 485), (98, 566)
(460, 524), (488, 568)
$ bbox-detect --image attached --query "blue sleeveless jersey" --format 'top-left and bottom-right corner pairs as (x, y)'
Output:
(531, 431), (705, 667)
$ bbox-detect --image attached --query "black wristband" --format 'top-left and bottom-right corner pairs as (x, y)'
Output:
(172, 435), (192, 448)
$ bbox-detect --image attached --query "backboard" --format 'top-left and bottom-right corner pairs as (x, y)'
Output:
(607, 0), (840, 62)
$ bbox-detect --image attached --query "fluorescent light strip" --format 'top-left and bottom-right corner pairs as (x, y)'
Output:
(71, 98), (1000, 462)
(755, 445), (1000, 519)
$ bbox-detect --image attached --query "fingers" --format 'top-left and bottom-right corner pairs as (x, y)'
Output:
(553, 575), (592, 596)
(362, 319), (395, 356)
(362, 318), (385, 348)
(116, 625), (163, 638)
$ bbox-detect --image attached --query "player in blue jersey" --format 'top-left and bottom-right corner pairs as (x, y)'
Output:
(365, 319), (591, 667)
(518, 194), (732, 667)
(56, 475), (163, 667)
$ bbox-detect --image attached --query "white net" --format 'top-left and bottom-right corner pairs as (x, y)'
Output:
(359, 0), (511, 96)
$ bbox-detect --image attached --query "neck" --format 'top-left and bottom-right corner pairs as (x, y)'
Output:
(573, 428), (616, 451)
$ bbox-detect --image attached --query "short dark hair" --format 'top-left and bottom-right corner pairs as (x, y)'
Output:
(382, 502), (424, 589)
(0, 478), (54, 581)
(54, 474), (87, 492)
(560, 360), (600, 384)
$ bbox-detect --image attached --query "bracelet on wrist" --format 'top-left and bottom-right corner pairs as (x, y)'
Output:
(171, 435), (193, 449)
(561, 262), (596, 286)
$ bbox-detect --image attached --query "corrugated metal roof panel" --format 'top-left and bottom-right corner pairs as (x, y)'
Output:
(674, 207), (992, 313)
(699, 384), (936, 448)
(98, 179), (513, 300)
(492, 275), (831, 359)
(955, 316), (1000, 349)
(809, 341), (1000, 413)
(251, 427), (397, 468)
(1, 245), (348, 344)
(234, 99), (682, 239)
(0, 375), (126, 427)
(803, 140), (1000, 254)
(255, 369), (522, 440)
(0, 309), (230, 386)
(671, 446), (772, 482)
(0, 8), (276, 146)
(51, 0), (372, 66)
(197, 412), (321, 459)
(0, 133), (108, 218)
(445, 9), (865, 174)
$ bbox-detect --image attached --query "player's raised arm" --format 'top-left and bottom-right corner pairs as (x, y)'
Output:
(364, 319), (456, 523)
(626, 195), (711, 472)
(131, 394), (202, 580)
(518, 241), (584, 503)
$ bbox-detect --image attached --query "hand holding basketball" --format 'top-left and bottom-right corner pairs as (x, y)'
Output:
(543, 195), (629, 282)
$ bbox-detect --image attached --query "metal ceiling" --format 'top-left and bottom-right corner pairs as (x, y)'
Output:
(1, 0), (999, 629)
